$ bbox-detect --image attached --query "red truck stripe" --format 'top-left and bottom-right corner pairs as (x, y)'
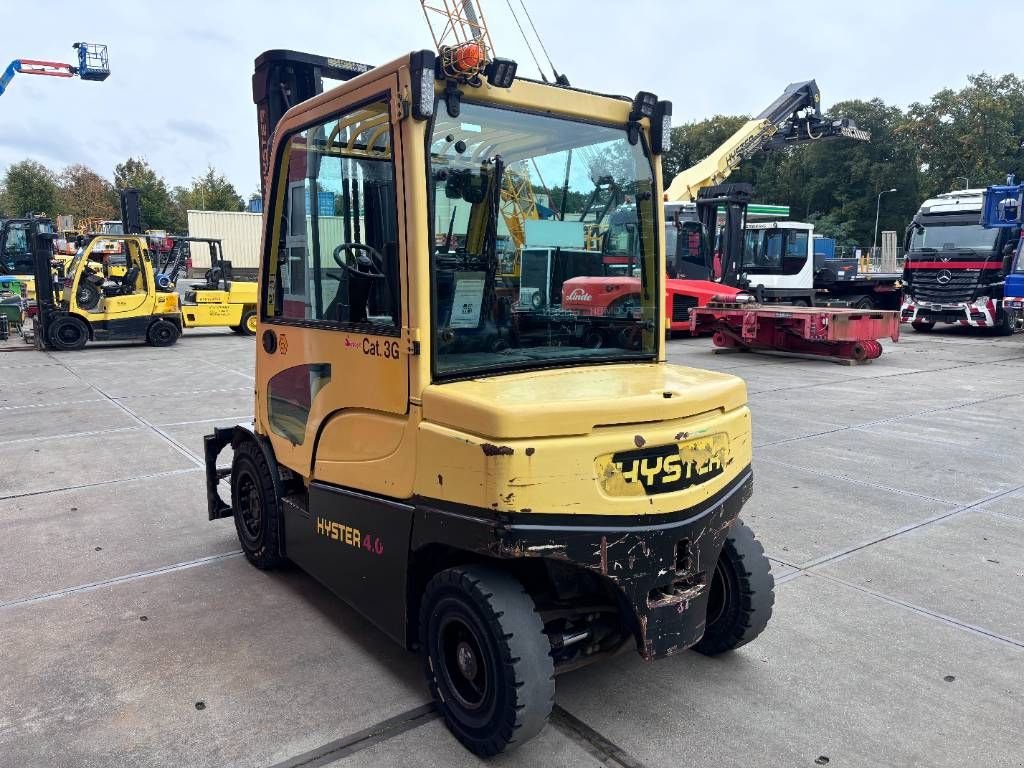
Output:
(904, 261), (1002, 269)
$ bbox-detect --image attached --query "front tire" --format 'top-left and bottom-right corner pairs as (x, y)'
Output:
(911, 320), (935, 333)
(47, 315), (89, 351)
(993, 308), (1016, 337)
(420, 565), (554, 757)
(230, 440), (286, 570)
(694, 519), (774, 655)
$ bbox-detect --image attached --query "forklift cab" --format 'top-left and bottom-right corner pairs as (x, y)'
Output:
(205, 47), (772, 757)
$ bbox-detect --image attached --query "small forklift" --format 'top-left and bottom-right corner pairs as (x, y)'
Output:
(204, 33), (774, 756)
(160, 237), (259, 335)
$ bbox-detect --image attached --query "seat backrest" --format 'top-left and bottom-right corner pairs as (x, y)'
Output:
(120, 266), (141, 294)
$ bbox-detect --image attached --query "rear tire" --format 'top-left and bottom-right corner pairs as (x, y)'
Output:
(47, 315), (89, 351)
(239, 309), (258, 336)
(230, 440), (286, 570)
(911, 320), (935, 333)
(147, 318), (180, 347)
(694, 519), (774, 655)
(853, 295), (876, 310)
(420, 565), (554, 756)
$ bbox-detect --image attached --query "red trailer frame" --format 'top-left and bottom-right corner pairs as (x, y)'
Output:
(690, 301), (901, 361)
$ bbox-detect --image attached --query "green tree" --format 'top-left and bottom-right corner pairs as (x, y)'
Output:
(0, 160), (60, 218)
(907, 73), (1024, 197)
(57, 164), (119, 221)
(113, 157), (184, 231)
(174, 166), (245, 213)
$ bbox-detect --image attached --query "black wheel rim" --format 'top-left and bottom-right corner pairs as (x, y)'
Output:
(57, 323), (83, 344)
(236, 470), (262, 544)
(706, 558), (736, 628)
(154, 324), (173, 343)
(438, 614), (490, 711)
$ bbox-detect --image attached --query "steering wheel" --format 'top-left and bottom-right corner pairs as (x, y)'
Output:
(332, 243), (385, 279)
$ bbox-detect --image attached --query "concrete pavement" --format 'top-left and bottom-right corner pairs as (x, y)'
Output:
(1, 326), (1021, 767)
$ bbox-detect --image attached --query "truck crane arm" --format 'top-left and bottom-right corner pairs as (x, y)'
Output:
(663, 80), (870, 202)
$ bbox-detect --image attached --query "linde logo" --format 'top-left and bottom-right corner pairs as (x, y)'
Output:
(567, 288), (592, 302)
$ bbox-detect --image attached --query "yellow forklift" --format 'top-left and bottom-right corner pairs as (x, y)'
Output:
(159, 236), (259, 335)
(30, 232), (259, 349)
(31, 231), (181, 349)
(204, 33), (773, 756)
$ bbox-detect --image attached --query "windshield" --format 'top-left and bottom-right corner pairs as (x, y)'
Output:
(743, 228), (809, 274)
(909, 223), (998, 252)
(1, 223), (34, 274)
(429, 101), (658, 379)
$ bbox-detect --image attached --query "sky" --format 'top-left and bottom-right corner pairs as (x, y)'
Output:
(0, 0), (1019, 196)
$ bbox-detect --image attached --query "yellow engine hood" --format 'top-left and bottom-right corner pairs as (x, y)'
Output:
(421, 363), (747, 439)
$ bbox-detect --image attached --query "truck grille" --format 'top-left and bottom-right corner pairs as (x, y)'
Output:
(672, 294), (698, 322)
(908, 269), (980, 304)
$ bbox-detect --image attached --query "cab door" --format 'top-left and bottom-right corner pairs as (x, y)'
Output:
(256, 78), (409, 480)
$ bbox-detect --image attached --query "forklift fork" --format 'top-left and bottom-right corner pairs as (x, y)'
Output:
(204, 427), (236, 520)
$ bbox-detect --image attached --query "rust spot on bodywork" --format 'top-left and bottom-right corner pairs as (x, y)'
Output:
(599, 536), (608, 574)
(675, 431), (688, 441)
(634, 435), (646, 447)
(525, 447), (535, 456)
(520, 507), (532, 513)
(481, 443), (514, 456)
(437, 474), (443, 486)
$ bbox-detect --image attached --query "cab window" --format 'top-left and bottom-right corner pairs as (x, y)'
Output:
(2, 224), (33, 274)
(265, 97), (399, 332)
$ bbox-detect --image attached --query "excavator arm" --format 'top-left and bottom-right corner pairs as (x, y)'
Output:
(663, 80), (869, 202)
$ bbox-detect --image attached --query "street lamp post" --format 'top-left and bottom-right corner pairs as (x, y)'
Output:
(873, 187), (898, 254)
(955, 176), (970, 189)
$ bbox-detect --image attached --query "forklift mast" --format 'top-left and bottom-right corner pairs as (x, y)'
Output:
(695, 183), (752, 288)
(251, 50), (373, 195)
(119, 188), (143, 234)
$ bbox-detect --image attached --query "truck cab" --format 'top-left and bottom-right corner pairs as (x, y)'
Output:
(740, 221), (816, 304)
(901, 188), (1019, 333)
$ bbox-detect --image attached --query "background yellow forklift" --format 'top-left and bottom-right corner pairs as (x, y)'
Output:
(30, 231), (260, 350)
(204, 13), (773, 756)
(158, 236), (259, 335)
(31, 230), (181, 349)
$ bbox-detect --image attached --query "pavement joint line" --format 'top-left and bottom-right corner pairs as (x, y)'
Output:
(795, 481), (1024, 572)
(0, 425), (142, 447)
(159, 415), (249, 427)
(0, 397), (104, 411)
(747, 354), (1024, 398)
(756, 456), (953, 505)
(0, 466), (201, 502)
(809, 571), (1024, 650)
(753, 390), (1023, 449)
(195, 356), (256, 381)
(550, 705), (650, 768)
(107, 385), (252, 400)
(264, 704), (438, 768)
(0, 550), (243, 612)
(44, 352), (206, 468)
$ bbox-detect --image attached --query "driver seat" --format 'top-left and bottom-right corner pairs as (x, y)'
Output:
(119, 266), (141, 295)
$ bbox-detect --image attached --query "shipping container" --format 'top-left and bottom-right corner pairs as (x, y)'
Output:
(185, 210), (262, 277)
